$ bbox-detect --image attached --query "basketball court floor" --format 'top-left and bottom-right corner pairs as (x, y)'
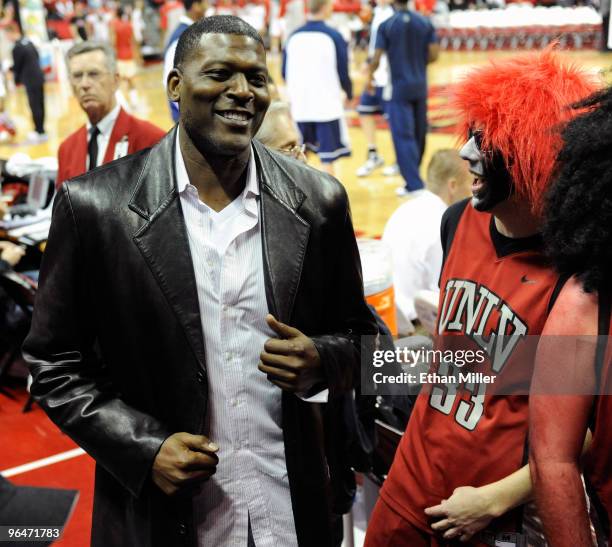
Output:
(0, 47), (611, 546)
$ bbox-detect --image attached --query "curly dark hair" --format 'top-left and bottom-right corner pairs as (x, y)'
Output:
(543, 87), (612, 293)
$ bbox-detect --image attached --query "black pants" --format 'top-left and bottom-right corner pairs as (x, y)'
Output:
(25, 83), (45, 134)
(603, 14), (611, 52)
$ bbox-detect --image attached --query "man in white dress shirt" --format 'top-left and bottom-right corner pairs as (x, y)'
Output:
(25, 15), (376, 547)
(382, 149), (471, 334)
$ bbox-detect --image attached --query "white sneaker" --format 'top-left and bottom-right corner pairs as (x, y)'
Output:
(25, 131), (48, 144)
(25, 131), (39, 143)
(383, 163), (400, 176)
(356, 155), (384, 177)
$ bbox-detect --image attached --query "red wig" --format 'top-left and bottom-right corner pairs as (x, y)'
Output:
(451, 47), (599, 215)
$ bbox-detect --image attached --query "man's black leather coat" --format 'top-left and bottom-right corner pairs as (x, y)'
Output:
(23, 129), (377, 547)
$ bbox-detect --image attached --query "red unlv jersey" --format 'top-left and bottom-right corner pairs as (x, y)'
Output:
(381, 199), (562, 532)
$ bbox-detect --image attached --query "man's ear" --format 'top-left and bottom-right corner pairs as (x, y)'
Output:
(167, 68), (182, 103)
(447, 177), (457, 197)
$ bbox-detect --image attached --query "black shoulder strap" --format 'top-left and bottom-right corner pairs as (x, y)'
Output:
(439, 198), (469, 286)
(546, 272), (571, 315)
(594, 289), (611, 392)
(586, 288), (611, 538)
(585, 476), (610, 541)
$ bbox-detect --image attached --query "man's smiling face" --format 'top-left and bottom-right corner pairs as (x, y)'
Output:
(170, 33), (271, 158)
(459, 129), (514, 212)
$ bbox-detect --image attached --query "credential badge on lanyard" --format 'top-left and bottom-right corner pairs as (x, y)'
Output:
(494, 532), (525, 547)
(113, 136), (129, 160)
(481, 531), (526, 547)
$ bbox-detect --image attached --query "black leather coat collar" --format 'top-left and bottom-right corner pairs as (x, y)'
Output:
(126, 128), (307, 221)
(127, 129), (311, 371)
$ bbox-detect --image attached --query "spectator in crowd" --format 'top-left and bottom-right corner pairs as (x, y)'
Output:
(602, 0), (611, 51)
(24, 15), (376, 547)
(239, 0), (268, 37)
(0, 201), (28, 350)
(382, 149), (471, 335)
(70, 1), (88, 41)
(163, 0), (207, 122)
(530, 86), (612, 547)
(45, 4), (74, 40)
(0, 65), (16, 143)
(367, 0), (439, 195)
(56, 41), (165, 187)
(132, 0), (146, 47)
(142, 0), (163, 51)
(0, 242), (25, 275)
(255, 100), (306, 162)
(0, 240), (26, 285)
(355, 0), (394, 178)
(7, 24), (47, 143)
(160, 0), (185, 45)
(112, 5), (140, 109)
(279, 0), (306, 44)
(85, 6), (112, 43)
(282, 0), (352, 176)
(364, 48), (596, 547)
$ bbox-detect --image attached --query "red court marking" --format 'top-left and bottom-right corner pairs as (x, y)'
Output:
(1, 385), (94, 546)
(10, 455), (95, 547)
(0, 386), (77, 469)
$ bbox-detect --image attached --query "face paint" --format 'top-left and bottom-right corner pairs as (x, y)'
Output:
(459, 131), (514, 212)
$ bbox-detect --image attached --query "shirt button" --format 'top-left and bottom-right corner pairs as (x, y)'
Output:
(230, 398), (238, 407)
(225, 352), (232, 360)
(178, 523), (187, 535)
(196, 371), (205, 384)
(222, 304), (228, 312)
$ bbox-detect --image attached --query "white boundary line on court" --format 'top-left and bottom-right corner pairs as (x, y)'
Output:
(1, 448), (86, 478)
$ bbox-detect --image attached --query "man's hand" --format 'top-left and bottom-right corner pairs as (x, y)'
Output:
(258, 314), (323, 393)
(366, 49), (383, 95)
(0, 241), (26, 267)
(152, 432), (219, 496)
(0, 197), (10, 217)
(365, 76), (375, 95)
(424, 486), (499, 542)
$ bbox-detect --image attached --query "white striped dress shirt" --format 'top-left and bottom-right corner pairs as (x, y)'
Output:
(174, 129), (298, 547)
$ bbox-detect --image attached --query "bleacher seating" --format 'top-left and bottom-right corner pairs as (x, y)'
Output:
(434, 5), (602, 50)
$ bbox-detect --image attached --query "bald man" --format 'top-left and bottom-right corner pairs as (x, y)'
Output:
(256, 101), (306, 162)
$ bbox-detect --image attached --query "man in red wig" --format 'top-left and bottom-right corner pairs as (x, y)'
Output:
(364, 48), (597, 547)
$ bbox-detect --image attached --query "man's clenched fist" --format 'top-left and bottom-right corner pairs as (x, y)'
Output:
(152, 432), (219, 496)
(258, 314), (323, 393)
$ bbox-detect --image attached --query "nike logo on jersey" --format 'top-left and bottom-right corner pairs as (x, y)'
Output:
(520, 275), (537, 284)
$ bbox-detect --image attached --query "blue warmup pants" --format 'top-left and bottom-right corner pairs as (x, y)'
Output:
(387, 97), (427, 192)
